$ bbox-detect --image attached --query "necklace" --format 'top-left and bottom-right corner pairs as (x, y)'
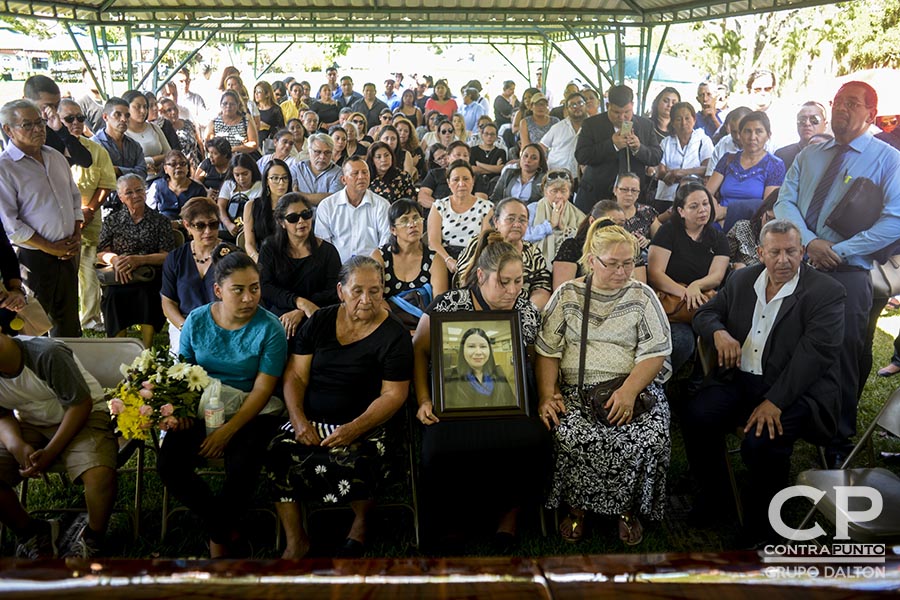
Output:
(192, 242), (212, 264)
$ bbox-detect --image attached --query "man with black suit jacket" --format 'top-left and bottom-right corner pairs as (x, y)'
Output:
(574, 85), (661, 213)
(687, 219), (845, 543)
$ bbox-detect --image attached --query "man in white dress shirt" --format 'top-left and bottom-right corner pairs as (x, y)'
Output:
(314, 157), (390, 263)
(687, 219), (845, 544)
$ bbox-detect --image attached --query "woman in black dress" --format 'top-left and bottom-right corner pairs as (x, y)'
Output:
(266, 256), (414, 558)
(258, 192), (341, 339)
(413, 237), (550, 550)
(98, 174), (176, 347)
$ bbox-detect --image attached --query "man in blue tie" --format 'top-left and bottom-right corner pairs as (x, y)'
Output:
(775, 81), (900, 467)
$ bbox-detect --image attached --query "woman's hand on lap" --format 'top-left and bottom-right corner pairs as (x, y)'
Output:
(292, 416), (322, 446)
(685, 282), (706, 310)
(539, 392), (566, 430)
(321, 422), (360, 448)
(604, 387), (636, 426)
(200, 426), (235, 458)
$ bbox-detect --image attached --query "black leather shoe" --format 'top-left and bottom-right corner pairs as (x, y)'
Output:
(335, 537), (365, 559)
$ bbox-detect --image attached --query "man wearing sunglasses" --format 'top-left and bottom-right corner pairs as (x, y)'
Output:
(59, 100), (117, 333)
(774, 101), (829, 170)
(22, 75), (92, 169)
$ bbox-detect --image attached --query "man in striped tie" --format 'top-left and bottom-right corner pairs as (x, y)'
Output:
(775, 81), (900, 468)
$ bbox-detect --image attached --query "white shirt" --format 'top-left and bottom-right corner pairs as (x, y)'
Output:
(740, 268), (801, 375)
(314, 189), (391, 263)
(656, 129), (714, 202)
(541, 118), (581, 178)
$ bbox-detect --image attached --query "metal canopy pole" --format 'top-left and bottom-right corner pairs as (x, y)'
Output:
(135, 20), (190, 90)
(99, 26), (115, 96)
(489, 43), (529, 82)
(253, 36), (258, 78)
(644, 24), (669, 109)
(615, 26), (626, 84)
(88, 26), (108, 92)
(562, 23), (614, 88)
(154, 26), (222, 94)
(63, 23), (107, 101)
(594, 42), (605, 102)
(125, 25), (134, 91)
(534, 28), (601, 96)
(255, 41), (292, 80)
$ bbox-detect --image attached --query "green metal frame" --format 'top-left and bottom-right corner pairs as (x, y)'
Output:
(4, 0), (843, 111)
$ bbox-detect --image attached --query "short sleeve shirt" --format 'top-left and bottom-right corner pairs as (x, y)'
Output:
(650, 221), (729, 283)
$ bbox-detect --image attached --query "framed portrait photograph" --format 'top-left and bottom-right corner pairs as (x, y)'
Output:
(430, 311), (530, 419)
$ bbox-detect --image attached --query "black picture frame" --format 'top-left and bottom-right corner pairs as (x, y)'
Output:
(430, 310), (529, 419)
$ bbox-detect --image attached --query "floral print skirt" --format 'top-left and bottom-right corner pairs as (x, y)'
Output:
(546, 382), (670, 520)
(266, 421), (389, 505)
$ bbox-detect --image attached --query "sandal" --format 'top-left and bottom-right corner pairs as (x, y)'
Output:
(618, 513), (643, 546)
(559, 511), (585, 543)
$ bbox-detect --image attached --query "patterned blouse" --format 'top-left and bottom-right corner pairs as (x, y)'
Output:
(453, 238), (551, 301)
(523, 115), (559, 145)
(379, 244), (435, 298)
(624, 204), (659, 240)
(98, 207), (176, 256)
(433, 196), (493, 250)
(213, 115), (249, 149)
(174, 119), (201, 165)
(427, 288), (541, 345)
(369, 170), (416, 203)
(727, 219), (762, 267)
(536, 278), (672, 386)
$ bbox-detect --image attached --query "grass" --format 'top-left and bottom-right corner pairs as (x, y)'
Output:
(7, 322), (900, 559)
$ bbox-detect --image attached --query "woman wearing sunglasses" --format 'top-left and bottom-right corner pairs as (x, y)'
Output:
(258, 193), (341, 339)
(774, 102), (828, 171)
(162, 197), (221, 351)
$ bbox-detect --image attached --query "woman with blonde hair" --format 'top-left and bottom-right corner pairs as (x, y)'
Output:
(538, 222), (671, 546)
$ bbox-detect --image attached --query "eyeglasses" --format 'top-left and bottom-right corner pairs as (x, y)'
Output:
(616, 186), (640, 194)
(283, 209), (313, 223)
(191, 220), (220, 231)
(311, 149), (333, 156)
(62, 114), (87, 124)
(831, 98), (868, 111)
(501, 216), (529, 226)
(165, 161), (188, 168)
(546, 171), (572, 182)
(567, 101), (586, 109)
(593, 256), (635, 272)
(351, 118), (365, 124)
(268, 175), (290, 183)
(797, 115), (822, 125)
(12, 119), (45, 132)
(394, 216), (424, 227)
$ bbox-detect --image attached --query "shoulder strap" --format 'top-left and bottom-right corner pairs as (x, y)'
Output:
(578, 274), (592, 393)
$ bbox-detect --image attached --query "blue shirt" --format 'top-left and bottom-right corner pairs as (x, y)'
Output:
(460, 102), (486, 132)
(694, 111), (722, 138)
(147, 177), (208, 219)
(161, 243), (216, 317)
(289, 160), (344, 196)
(775, 133), (900, 269)
(91, 129), (147, 179)
(180, 303), (287, 392)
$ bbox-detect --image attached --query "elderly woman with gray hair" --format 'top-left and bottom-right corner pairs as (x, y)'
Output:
(97, 174), (176, 347)
(266, 256), (413, 559)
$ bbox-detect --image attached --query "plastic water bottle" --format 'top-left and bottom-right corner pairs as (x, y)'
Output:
(203, 379), (224, 436)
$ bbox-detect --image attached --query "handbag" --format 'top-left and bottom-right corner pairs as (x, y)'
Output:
(11, 300), (52, 336)
(577, 273), (656, 427)
(388, 283), (432, 330)
(96, 264), (157, 286)
(871, 255), (900, 299)
(824, 177), (883, 240)
(656, 287), (716, 323)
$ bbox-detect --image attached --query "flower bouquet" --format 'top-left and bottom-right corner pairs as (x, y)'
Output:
(106, 348), (211, 440)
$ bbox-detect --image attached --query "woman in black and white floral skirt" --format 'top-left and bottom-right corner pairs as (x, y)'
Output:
(537, 223), (672, 546)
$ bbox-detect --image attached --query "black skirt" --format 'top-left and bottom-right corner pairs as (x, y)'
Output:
(101, 276), (165, 335)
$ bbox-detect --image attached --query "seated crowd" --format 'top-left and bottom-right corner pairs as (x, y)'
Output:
(0, 66), (898, 562)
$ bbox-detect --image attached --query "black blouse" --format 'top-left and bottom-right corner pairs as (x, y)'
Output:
(258, 239), (342, 316)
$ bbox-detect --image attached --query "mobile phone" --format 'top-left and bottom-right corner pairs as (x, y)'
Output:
(620, 121), (633, 136)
